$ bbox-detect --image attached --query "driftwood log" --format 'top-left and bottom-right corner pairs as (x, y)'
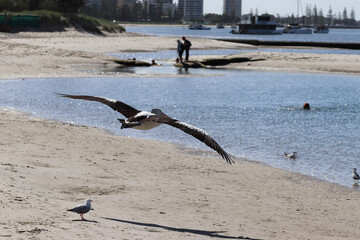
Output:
(113, 59), (151, 67)
(174, 56), (254, 68)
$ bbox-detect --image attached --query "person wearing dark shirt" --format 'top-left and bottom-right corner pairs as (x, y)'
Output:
(182, 36), (192, 61)
(177, 40), (184, 62)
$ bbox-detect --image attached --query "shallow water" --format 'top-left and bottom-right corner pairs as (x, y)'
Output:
(1, 69), (360, 187)
(107, 48), (360, 64)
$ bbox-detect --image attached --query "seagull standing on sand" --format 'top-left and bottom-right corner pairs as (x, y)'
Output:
(67, 199), (93, 220)
(57, 93), (234, 164)
(284, 152), (297, 159)
(353, 168), (360, 184)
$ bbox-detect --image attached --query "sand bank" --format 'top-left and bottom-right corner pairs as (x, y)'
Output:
(1, 29), (360, 80)
(0, 29), (246, 79)
(1, 108), (360, 240)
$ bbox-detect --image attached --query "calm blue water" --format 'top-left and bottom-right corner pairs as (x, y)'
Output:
(126, 25), (360, 43)
(1, 70), (360, 187)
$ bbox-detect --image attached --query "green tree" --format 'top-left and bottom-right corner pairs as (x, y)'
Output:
(29, 0), (41, 10)
(56, 0), (85, 12)
(342, 7), (348, 21)
(0, 0), (14, 11)
(318, 8), (324, 25)
(101, 0), (117, 20)
(313, 5), (318, 24)
(350, 7), (356, 21)
(0, 0), (28, 11)
(327, 6), (333, 25)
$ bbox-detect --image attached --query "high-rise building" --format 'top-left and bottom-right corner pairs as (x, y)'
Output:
(223, 0), (242, 18)
(178, 0), (204, 21)
(142, 0), (176, 19)
(118, 0), (137, 7)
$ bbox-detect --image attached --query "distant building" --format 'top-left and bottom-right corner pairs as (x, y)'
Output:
(117, 0), (137, 7)
(118, 0), (137, 7)
(223, 0), (242, 18)
(178, 0), (204, 21)
(142, 0), (176, 19)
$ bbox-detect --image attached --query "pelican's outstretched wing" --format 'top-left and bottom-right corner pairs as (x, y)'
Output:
(56, 93), (140, 118)
(162, 119), (234, 164)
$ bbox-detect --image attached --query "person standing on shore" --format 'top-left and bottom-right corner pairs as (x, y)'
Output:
(182, 36), (192, 61)
(177, 40), (184, 62)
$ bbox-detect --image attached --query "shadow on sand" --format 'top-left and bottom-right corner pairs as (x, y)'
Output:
(72, 219), (99, 223)
(102, 217), (263, 240)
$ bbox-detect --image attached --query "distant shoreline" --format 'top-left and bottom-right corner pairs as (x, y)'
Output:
(218, 38), (360, 50)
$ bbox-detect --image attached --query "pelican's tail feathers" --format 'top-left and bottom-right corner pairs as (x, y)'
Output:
(117, 119), (126, 129)
(117, 119), (141, 129)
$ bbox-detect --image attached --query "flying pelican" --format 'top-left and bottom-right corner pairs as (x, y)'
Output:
(284, 152), (297, 159)
(57, 93), (234, 164)
(67, 199), (93, 220)
(353, 168), (360, 184)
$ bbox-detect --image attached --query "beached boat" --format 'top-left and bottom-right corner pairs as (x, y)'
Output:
(314, 25), (329, 34)
(283, 23), (312, 34)
(188, 24), (211, 30)
(231, 15), (282, 35)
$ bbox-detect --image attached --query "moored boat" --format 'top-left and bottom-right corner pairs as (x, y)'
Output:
(314, 25), (329, 34)
(283, 23), (312, 34)
(189, 24), (211, 30)
(232, 15), (282, 35)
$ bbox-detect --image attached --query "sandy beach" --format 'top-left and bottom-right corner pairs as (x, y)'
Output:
(1, 29), (360, 80)
(1, 28), (360, 239)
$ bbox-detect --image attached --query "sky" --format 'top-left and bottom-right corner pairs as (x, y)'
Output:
(176, 0), (360, 19)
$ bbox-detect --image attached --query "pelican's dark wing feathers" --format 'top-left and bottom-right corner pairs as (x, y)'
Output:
(56, 93), (140, 118)
(354, 172), (360, 180)
(162, 119), (234, 164)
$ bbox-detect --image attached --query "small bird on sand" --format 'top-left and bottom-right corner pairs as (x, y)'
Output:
(284, 152), (297, 159)
(67, 199), (93, 220)
(353, 168), (360, 184)
(56, 93), (234, 164)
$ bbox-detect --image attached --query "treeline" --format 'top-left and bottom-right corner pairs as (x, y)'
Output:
(205, 5), (358, 26)
(1, 1), (358, 26)
(252, 4), (358, 26)
(0, 0), (85, 13)
(0, 0), (124, 34)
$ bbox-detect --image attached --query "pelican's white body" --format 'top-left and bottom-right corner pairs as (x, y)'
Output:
(128, 110), (161, 130)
